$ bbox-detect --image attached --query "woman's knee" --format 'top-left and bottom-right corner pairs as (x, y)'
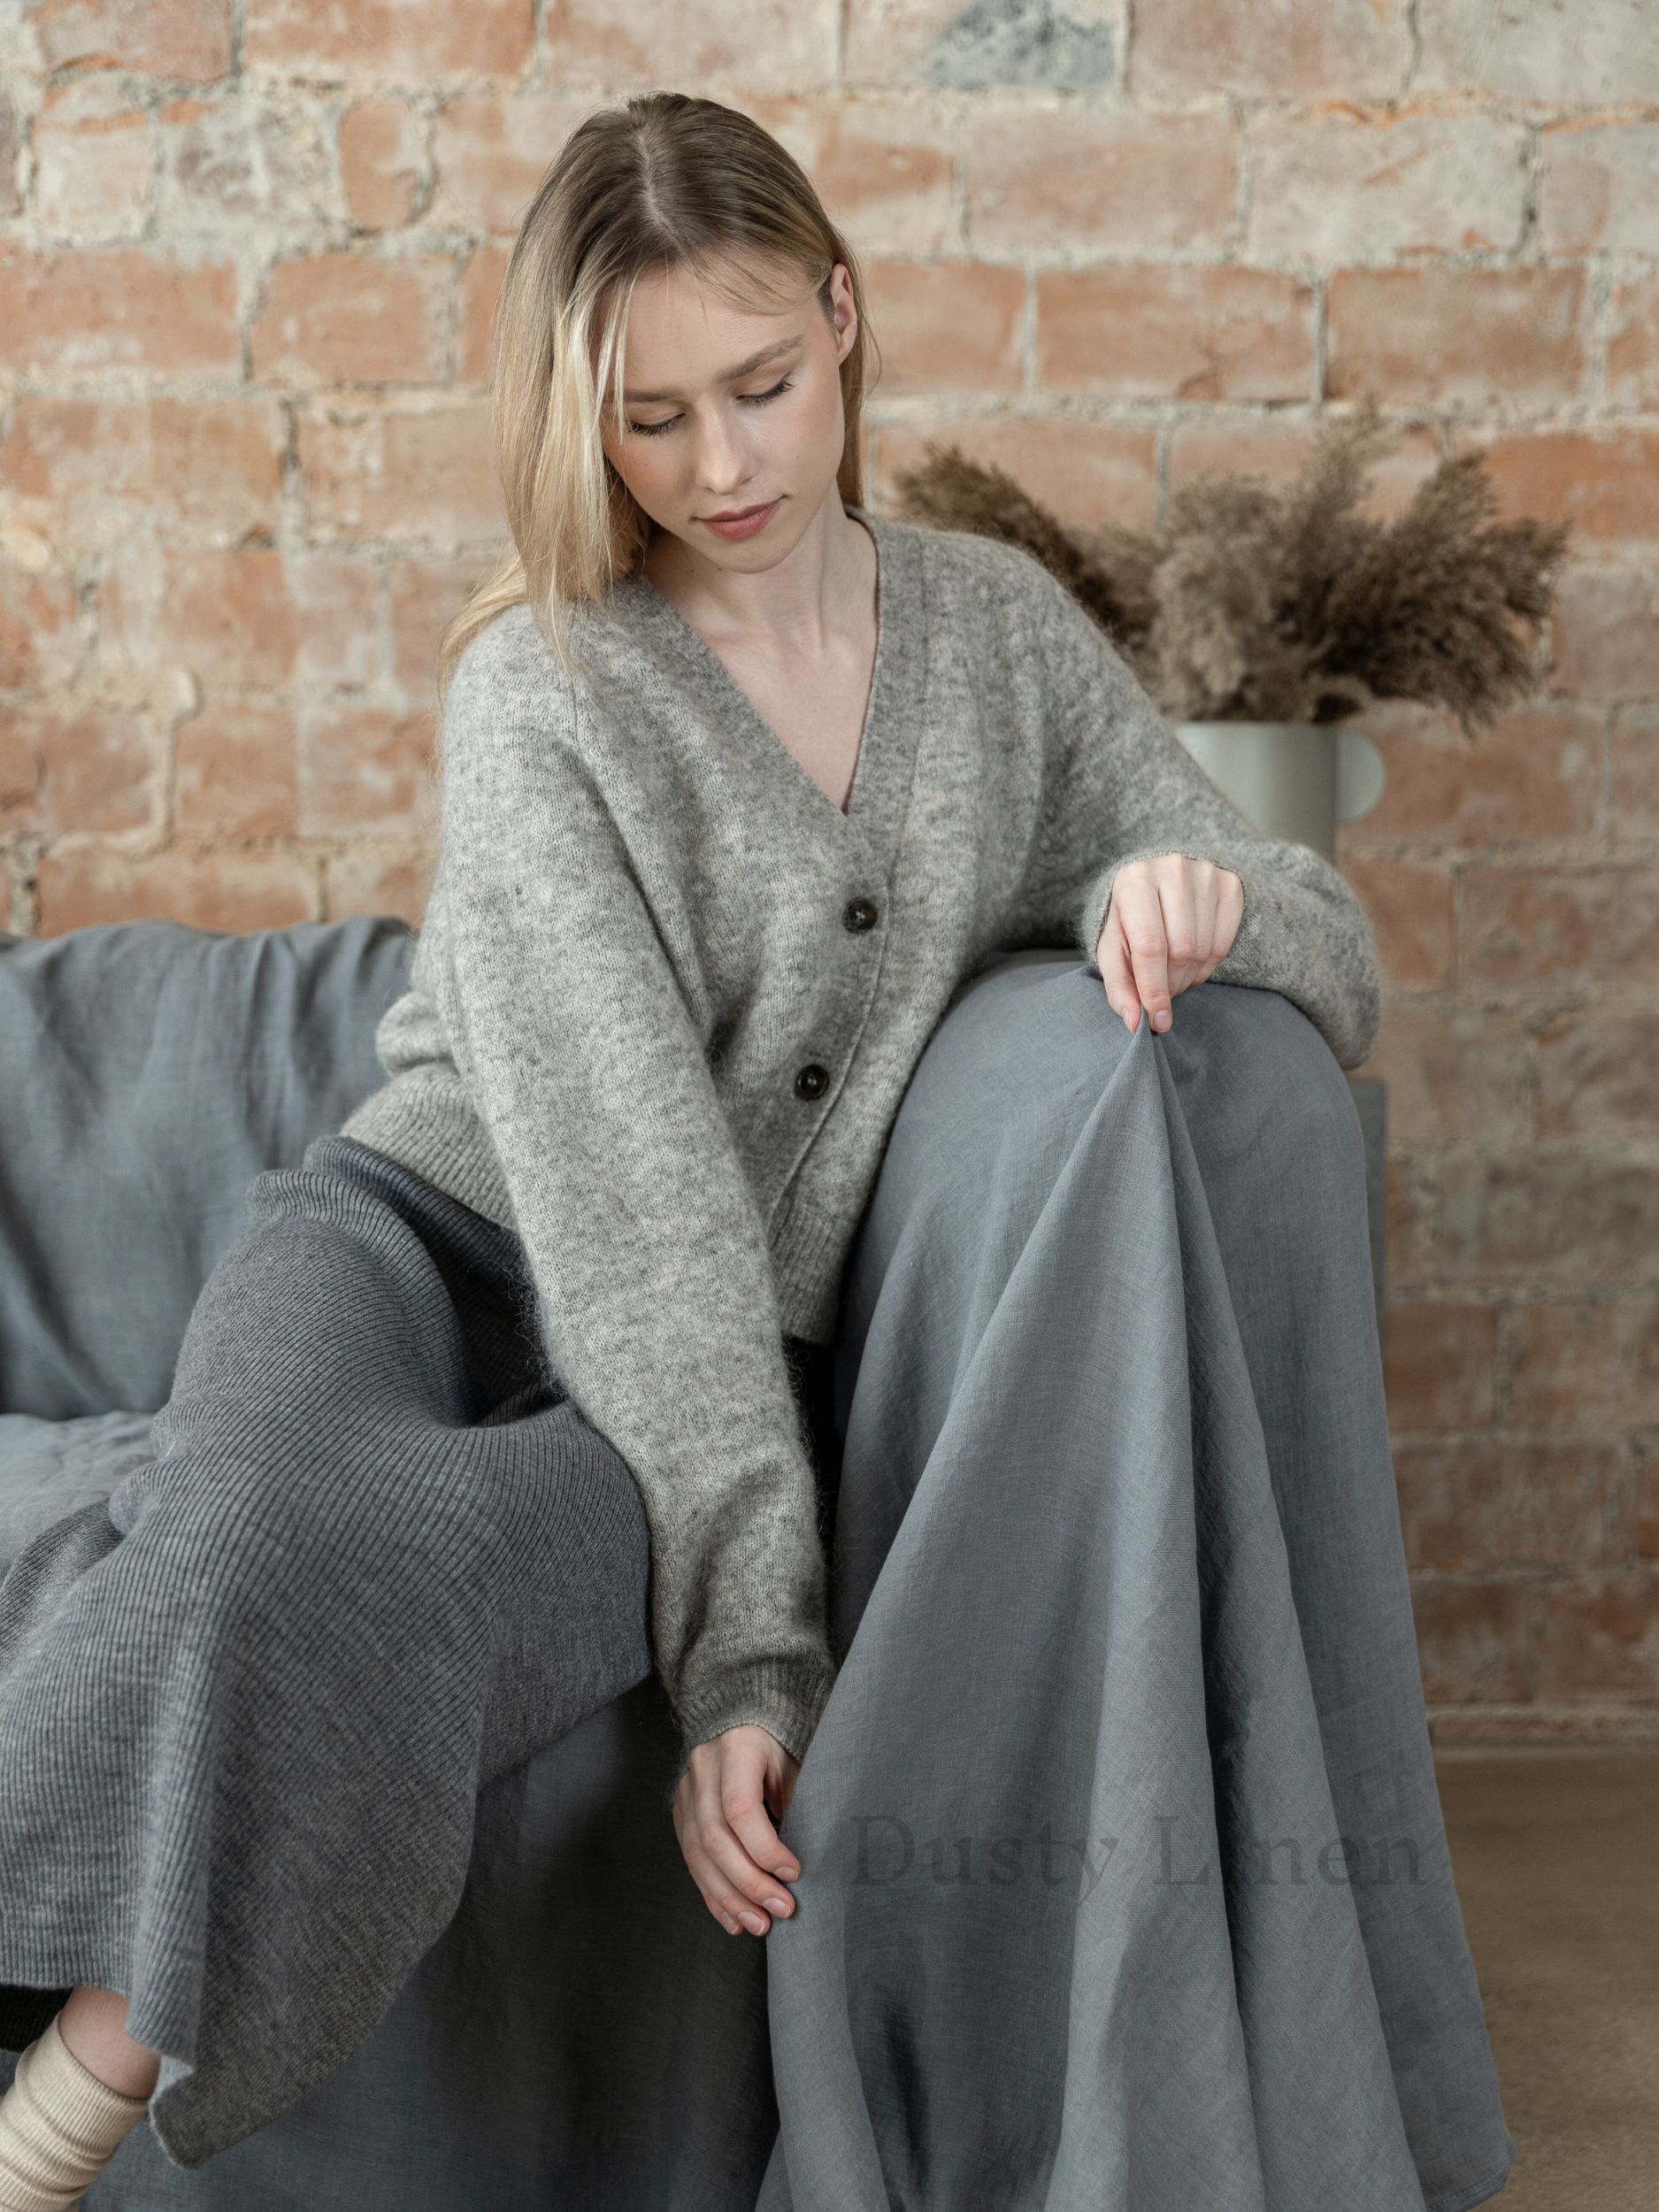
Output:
(1168, 984), (1362, 1178)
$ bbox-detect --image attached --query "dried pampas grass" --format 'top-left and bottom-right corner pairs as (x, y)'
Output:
(891, 405), (1570, 728)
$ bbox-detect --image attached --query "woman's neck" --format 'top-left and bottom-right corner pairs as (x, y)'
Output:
(641, 492), (872, 655)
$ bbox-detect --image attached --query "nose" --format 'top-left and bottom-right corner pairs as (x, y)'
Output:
(694, 403), (756, 501)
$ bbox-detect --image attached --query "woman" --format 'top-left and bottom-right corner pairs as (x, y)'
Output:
(0, 93), (1508, 2211)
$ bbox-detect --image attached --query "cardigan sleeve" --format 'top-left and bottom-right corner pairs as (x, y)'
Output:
(1004, 561), (1381, 1071)
(426, 634), (835, 1763)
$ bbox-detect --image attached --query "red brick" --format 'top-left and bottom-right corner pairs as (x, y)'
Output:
(0, 703), (153, 833)
(1355, 1007), (1528, 1147)
(1504, 1301), (1659, 1431)
(753, 97), (956, 257)
(1325, 267), (1586, 410)
(0, 723), (35, 820)
(1439, 1151), (1659, 1288)
(1039, 266), (1313, 403)
(0, 89), (19, 219)
(324, 842), (436, 926)
(1169, 418), (1440, 521)
(1540, 122), (1659, 255)
(1384, 1303), (1497, 1432)
(387, 557), (491, 694)
(0, 245), (239, 376)
(1479, 429), (1659, 557)
(0, 559), (81, 692)
(1346, 703), (1600, 851)
(1537, 1572), (1659, 1701)
(430, 96), (590, 234)
(0, 398), (284, 552)
(159, 94), (328, 227)
(1607, 278), (1659, 414)
(1611, 706), (1659, 844)
(251, 254), (452, 388)
(1532, 1007), (1659, 1142)
(103, 549), (381, 692)
(1549, 570), (1659, 703)
(33, 79), (151, 240)
(1247, 111), (1525, 262)
(31, 0), (233, 81)
(174, 703), (298, 839)
(1640, 1452), (1659, 1560)
(964, 106), (1233, 251)
(874, 417), (1156, 534)
(1410, 1579), (1531, 1704)
(1386, 1156), (1437, 1288)
(35, 847), (316, 935)
(1465, 866), (1659, 993)
(1417, 0), (1659, 103)
(297, 704), (435, 837)
(1338, 857), (1453, 992)
(861, 261), (1025, 394)
(542, 0), (835, 91)
(841, 0), (1113, 88)
(341, 98), (426, 232)
(244, 0), (534, 78)
(297, 399), (502, 546)
(457, 247), (509, 387)
(1396, 1441), (1616, 1571)
(1135, 0), (1409, 96)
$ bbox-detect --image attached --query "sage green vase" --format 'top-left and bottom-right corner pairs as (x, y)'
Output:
(1173, 723), (1386, 861)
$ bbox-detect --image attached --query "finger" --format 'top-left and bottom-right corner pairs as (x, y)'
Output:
(1095, 911), (1141, 1033)
(676, 1797), (780, 1936)
(672, 1786), (743, 1933)
(720, 1770), (800, 1900)
(1118, 876), (1172, 1033)
(691, 1776), (797, 1932)
(1155, 863), (1202, 998)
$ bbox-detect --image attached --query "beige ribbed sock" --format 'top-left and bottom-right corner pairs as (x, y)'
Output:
(0, 2016), (151, 2212)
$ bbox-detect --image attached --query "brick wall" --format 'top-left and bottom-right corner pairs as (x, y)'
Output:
(2, 1), (1655, 1736)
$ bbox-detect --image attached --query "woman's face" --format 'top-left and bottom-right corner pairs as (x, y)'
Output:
(598, 257), (857, 572)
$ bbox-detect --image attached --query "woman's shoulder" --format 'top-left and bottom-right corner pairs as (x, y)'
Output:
(449, 599), (573, 708)
(869, 509), (1087, 640)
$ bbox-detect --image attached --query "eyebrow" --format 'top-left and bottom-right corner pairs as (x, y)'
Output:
(621, 336), (803, 406)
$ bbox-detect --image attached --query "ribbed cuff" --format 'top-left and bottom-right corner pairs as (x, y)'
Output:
(340, 1076), (518, 1232)
(674, 1655), (839, 1776)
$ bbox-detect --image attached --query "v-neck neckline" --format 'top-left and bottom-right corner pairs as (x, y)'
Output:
(611, 508), (920, 849)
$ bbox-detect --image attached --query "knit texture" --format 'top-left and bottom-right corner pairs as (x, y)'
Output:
(342, 511), (1382, 1757)
(0, 2015), (150, 2210)
(0, 1138), (654, 2171)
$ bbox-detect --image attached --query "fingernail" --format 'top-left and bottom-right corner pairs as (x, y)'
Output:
(776, 1864), (799, 1882)
(718, 1912), (740, 1934)
(1154, 1010), (1171, 1031)
(739, 1910), (769, 1935)
(763, 1895), (793, 1916)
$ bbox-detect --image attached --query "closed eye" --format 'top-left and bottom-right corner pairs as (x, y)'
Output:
(626, 376), (796, 439)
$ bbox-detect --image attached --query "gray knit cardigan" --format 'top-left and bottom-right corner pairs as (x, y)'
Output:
(342, 512), (1380, 1760)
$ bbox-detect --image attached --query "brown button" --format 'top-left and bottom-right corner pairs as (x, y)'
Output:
(843, 897), (879, 933)
(794, 1063), (830, 1101)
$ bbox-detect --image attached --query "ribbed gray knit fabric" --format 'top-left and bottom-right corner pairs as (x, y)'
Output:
(0, 1138), (656, 2169)
(342, 511), (1383, 1760)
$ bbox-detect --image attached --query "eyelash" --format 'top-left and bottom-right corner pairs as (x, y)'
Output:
(627, 376), (795, 439)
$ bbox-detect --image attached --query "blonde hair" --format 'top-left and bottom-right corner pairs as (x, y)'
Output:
(441, 93), (876, 690)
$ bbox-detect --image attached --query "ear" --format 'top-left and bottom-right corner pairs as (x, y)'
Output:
(826, 263), (858, 365)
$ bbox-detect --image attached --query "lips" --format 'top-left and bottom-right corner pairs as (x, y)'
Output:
(698, 496), (783, 541)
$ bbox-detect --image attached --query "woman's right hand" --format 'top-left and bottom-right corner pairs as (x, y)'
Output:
(672, 1724), (801, 1936)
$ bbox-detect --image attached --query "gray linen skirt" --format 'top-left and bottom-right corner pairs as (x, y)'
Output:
(0, 952), (1513, 2210)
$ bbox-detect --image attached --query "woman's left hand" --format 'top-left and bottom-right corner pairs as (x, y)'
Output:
(673, 1724), (802, 1937)
(1094, 854), (1244, 1037)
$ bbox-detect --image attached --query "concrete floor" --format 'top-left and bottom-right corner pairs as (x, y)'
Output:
(1436, 1749), (1659, 2212)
